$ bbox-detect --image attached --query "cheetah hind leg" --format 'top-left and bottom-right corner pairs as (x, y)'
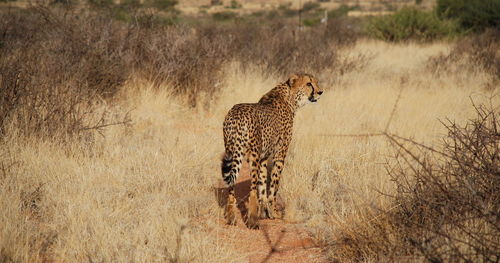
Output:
(225, 186), (237, 225)
(259, 200), (280, 219)
(246, 190), (260, 229)
(260, 202), (270, 219)
(222, 152), (241, 226)
(246, 153), (262, 229)
(258, 159), (270, 219)
(267, 161), (284, 220)
(267, 201), (282, 219)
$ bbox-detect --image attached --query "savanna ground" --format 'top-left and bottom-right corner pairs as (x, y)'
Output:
(0, 1), (499, 262)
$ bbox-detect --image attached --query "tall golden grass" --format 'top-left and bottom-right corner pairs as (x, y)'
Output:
(0, 40), (497, 262)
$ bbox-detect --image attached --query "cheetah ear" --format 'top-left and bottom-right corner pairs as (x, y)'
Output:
(286, 73), (299, 87)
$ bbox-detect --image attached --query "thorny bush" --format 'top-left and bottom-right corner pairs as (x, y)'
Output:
(330, 102), (499, 262)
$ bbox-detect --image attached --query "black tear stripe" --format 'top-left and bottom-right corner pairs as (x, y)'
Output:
(308, 85), (317, 102)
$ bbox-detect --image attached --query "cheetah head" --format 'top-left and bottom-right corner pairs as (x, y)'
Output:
(287, 73), (323, 107)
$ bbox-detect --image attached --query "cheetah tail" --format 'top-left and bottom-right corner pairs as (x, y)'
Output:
(221, 153), (237, 186)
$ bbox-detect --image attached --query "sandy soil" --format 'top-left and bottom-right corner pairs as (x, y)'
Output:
(214, 162), (328, 263)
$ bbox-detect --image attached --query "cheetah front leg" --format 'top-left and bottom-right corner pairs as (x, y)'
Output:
(267, 159), (284, 219)
(246, 152), (261, 229)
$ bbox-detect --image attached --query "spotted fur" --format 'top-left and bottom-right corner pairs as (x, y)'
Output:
(221, 73), (323, 229)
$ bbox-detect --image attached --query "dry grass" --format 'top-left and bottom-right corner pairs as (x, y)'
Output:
(0, 39), (497, 262)
(428, 28), (500, 90)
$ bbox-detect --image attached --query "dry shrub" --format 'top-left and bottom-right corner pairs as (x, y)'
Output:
(126, 23), (234, 103)
(330, 103), (500, 262)
(132, 18), (361, 99)
(0, 7), (129, 139)
(0, 7), (129, 97)
(226, 18), (360, 81)
(0, 6), (232, 136)
(0, 5), (363, 137)
(428, 29), (500, 88)
(387, 103), (499, 262)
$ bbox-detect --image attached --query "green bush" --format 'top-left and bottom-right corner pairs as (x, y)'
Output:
(119, 0), (141, 9)
(366, 7), (459, 42)
(227, 0), (242, 9)
(250, 10), (265, 17)
(144, 0), (178, 11)
(278, 3), (297, 17)
(51, 0), (75, 6)
(328, 4), (358, 18)
(303, 17), (321, 27)
(212, 11), (238, 21)
(210, 0), (222, 5)
(436, 0), (500, 31)
(301, 2), (320, 12)
(89, 0), (177, 12)
(88, 0), (114, 8)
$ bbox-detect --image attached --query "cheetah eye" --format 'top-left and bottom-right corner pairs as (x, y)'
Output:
(307, 83), (312, 87)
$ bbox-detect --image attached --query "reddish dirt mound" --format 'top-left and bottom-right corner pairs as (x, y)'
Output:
(214, 162), (327, 263)
(215, 219), (327, 263)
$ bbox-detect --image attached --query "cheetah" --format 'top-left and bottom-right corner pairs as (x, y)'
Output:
(221, 73), (323, 229)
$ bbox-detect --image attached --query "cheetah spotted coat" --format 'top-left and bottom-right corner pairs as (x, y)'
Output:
(221, 73), (323, 229)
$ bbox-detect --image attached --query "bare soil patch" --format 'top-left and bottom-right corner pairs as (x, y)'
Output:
(214, 161), (327, 263)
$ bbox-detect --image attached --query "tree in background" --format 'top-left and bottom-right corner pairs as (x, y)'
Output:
(436, 0), (500, 31)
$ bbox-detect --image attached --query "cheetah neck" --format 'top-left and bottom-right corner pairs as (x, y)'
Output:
(258, 83), (297, 115)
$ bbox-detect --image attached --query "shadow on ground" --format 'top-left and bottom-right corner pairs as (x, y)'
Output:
(214, 177), (251, 221)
